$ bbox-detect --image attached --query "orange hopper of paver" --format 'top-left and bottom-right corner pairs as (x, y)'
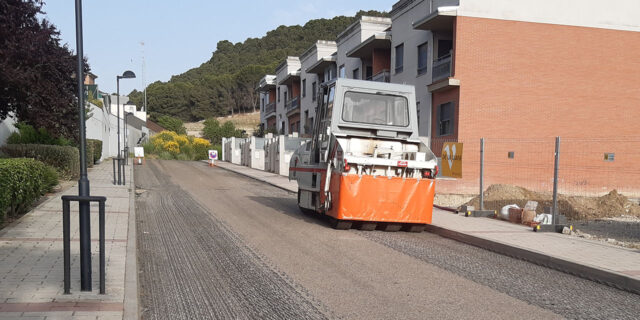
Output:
(288, 79), (438, 232)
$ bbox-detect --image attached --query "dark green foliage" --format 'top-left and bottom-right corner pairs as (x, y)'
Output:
(129, 10), (387, 122)
(202, 119), (244, 145)
(7, 123), (72, 146)
(157, 115), (187, 134)
(87, 139), (102, 164)
(1, 144), (80, 180)
(0, 158), (58, 222)
(0, 0), (90, 142)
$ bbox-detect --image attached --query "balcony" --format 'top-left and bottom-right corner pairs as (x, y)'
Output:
(368, 69), (390, 83)
(432, 54), (452, 82)
(285, 96), (300, 115)
(264, 102), (276, 118)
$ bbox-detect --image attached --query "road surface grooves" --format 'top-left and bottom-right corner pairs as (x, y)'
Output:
(135, 160), (328, 320)
(137, 160), (565, 320)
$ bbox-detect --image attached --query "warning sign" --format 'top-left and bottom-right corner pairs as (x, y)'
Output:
(441, 142), (463, 178)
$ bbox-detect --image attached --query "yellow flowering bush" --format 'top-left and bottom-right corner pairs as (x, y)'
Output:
(143, 130), (214, 160)
(163, 141), (180, 154)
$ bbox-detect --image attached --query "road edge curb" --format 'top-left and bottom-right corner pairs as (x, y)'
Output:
(424, 224), (640, 295)
(213, 162), (296, 193)
(123, 163), (139, 319)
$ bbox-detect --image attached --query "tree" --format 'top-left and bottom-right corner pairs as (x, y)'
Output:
(129, 10), (387, 122)
(0, 0), (88, 141)
(202, 118), (243, 145)
(157, 115), (187, 134)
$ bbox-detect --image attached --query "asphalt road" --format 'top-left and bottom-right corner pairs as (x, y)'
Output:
(135, 160), (640, 320)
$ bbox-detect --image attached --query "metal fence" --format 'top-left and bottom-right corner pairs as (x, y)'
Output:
(431, 136), (640, 242)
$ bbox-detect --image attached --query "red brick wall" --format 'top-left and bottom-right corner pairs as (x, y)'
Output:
(437, 17), (640, 196)
(268, 89), (276, 103)
(291, 81), (300, 98)
(266, 117), (276, 129)
(373, 48), (391, 74)
(455, 16), (640, 140)
(288, 113), (300, 133)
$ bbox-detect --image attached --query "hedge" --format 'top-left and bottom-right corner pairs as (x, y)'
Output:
(87, 139), (103, 164)
(0, 144), (80, 180)
(0, 158), (58, 222)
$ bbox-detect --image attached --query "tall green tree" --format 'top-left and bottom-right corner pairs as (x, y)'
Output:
(129, 10), (388, 122)
(0, 0), (89, 141)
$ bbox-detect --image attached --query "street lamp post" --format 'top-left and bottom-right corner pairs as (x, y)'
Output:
(74, 0), (92, 291)
(116, 71), (135, 184)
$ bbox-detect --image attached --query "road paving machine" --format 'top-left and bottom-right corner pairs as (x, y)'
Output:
(289, 79), (438, 231)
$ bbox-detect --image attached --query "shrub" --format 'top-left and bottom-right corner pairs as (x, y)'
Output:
(157, 115), (186, 135)
(1, 144), (80, 180)
(202, 118), (243, 145)
(147, 131), (212, 160)
(0, 158), (59, 222)
(7, 123), (72, 146)
(87, 139), (102, 164)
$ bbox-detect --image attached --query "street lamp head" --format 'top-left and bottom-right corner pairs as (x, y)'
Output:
(118, 70), (136, 79)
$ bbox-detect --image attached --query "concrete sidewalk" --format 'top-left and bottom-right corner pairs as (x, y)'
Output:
(0, 159), (137, 319)
(215, 161), (640, 295)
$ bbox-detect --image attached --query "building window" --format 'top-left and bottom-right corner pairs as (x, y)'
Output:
(311, 81), (317, 101)
(339, 65), (345, 78)
(278, 87), (280, 102)
(416, 101), (420, 125)
(395, 43), (404, 74)
(353, 68), (359, 80)
(365, 66), (373, 80)
(302, 79), (306, 97)
(261, 97), (265, 112)
(438, 102), (454, 136)
(417, 42), (428, 75)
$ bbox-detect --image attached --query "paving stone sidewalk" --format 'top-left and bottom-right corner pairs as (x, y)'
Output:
(215, 161), (640, 294)
(0, 159), (137, 320)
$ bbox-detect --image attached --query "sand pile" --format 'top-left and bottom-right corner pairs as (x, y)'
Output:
(464, 184), (640, 220)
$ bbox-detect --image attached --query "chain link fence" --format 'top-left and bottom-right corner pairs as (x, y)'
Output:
(430, 136), (640, 244)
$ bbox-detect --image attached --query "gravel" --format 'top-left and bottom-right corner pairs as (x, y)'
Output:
(357, 230), (640, 320)
(135, 162), (327, 320)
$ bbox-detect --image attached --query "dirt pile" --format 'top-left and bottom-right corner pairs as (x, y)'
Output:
(464, 184), (640, 220)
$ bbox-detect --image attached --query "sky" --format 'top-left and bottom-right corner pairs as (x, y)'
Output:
(42, 0), (393, 95)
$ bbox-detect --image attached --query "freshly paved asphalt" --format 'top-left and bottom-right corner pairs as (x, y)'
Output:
(135, 160), (640, 320)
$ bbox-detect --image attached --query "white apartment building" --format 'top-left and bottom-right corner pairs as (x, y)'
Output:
(336, 16), (392, 81)
(258, 75), (277, 131)
(299, 41), (337, 136)
(275, 57), (302, 134)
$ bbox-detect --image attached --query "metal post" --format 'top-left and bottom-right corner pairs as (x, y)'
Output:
(99, 200), (106, 294)
(63, 199), (70, 294)
(552, 136), (560, 225)
(112, 159), (116, 185)
(74, 0), (92, 291)
(116, 79), (121, 185)
(480, 138), (485, 211)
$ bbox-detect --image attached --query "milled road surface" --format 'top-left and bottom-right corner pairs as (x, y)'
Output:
(135, 160), (640, 320)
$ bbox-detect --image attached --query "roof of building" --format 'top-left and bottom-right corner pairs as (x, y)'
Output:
(146, 119), (166, 134)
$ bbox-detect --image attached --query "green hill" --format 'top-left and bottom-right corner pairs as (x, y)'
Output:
(129, 10), (388, 122)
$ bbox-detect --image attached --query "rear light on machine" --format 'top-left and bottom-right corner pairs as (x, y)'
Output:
(344, 159), (350, 171)
(422, 170), (431, 178)
(434, 165), (439, 176)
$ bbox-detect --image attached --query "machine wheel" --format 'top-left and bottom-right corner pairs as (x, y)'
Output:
(357, 222), (377, 231)
(329, 217), (352, 230)
(403, 224), (426, 233)
(381, 223), (402, 232)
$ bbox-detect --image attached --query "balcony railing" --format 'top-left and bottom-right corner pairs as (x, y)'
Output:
(432, 53), (452, 82)
(368, 69), (390, 83)
(264, 102), (276, 117)
(286, 96), (300, 113)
